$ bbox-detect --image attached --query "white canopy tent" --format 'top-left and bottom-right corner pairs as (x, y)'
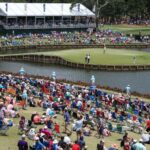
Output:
(0, 3), (95, 29)
(0, 3), (95, 17)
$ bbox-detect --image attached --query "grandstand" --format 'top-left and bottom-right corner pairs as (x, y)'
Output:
(0, 3), (95, 30)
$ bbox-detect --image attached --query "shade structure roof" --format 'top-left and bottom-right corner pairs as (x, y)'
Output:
(0, 3), (95, 17)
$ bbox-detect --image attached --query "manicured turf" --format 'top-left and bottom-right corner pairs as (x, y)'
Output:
(24, 48), (150, 65)
(101, 24), (150, 35)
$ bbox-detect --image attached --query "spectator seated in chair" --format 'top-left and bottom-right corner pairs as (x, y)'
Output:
(0, 119), (9, 135)
(83, 124), (91, 136)
(46, 107), (57, 118)
(18, 116), (28, 134)
(42, 100), (50, 109)
(140, 131), (150, 144)
(41, 125), (52, 137)
(28, 97), (36, 107)
(33, 113), (42, 125)
(112, 111), (117, 121)
(28, 128), (36, 140)
(103, 127), (111, 137)
(54, 122), (60, 136)
(45, 116), (53, 129)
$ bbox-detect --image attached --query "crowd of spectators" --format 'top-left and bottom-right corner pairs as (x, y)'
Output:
(102, 17), (150, 26)
(0, 74), (150, 149)
(0, 30), (150, 47)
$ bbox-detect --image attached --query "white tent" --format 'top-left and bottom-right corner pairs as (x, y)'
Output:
(0, 3), (95, 17)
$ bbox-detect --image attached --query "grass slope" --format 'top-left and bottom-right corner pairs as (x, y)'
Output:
(101, 25), (150, 35)
(0, 106), (147, 150)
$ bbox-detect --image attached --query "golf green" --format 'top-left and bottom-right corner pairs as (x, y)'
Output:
(26, 48), (150, 65)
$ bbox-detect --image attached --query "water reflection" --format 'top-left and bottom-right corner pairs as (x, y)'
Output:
(0, 61), (149, 94)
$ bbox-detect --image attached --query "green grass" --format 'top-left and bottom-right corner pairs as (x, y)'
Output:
(101, 24), (150, 35)
(0, 106), (148, 150)
(7, 48), (150, 65)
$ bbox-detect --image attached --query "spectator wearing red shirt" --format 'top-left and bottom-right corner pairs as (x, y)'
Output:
(146, 117), (150, 132)
(132, 115), (137, 122)
(72, 141), (80, 150)
(124, 139), (130, 150)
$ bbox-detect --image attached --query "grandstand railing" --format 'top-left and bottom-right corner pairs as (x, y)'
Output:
(2, 23), (96, 30)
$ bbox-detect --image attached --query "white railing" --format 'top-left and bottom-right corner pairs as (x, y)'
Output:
(2, 23), (96, 29)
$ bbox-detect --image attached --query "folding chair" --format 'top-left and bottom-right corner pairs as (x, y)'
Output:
(107, 122), (115, 132)
(116, 124), (124, 134)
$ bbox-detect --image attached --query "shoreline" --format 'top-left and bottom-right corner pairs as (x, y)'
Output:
(1, 54), (150, 71)
(0, 71), (150, 101)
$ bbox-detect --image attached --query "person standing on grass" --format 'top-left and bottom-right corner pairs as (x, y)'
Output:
(133, 56), (136, 64)
(85, 54), (88, 64)
(64, 108), (70, 134)
(87, 54), (90, 64)
(103, 43), (106, 54)
(22, 89), (28, 110)
(125, 85), (131, 96)
(18, 134), (28, 150)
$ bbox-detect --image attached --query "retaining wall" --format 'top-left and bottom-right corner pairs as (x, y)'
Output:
(0, 44), (150, 54)
(1, 54), (150, 71)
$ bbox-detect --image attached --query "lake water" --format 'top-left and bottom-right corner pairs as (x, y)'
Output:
(0, 61), (149, 94)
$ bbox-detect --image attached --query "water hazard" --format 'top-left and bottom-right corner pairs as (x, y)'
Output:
(0, 61), (149, 94)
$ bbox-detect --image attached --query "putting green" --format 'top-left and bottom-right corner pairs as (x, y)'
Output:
(32, 48), (150, 65)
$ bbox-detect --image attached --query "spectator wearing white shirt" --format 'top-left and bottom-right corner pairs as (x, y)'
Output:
(141, 131), (150, 144)
(64, 133), (71, 145)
